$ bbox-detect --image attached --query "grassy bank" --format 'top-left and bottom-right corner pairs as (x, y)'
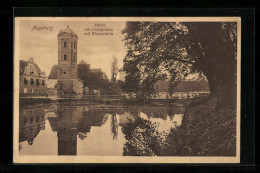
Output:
(164, 96), (237, 156)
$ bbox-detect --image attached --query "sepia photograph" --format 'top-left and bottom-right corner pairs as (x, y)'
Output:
(13, 17), (241, 163)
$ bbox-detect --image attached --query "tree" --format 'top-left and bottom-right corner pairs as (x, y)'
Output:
(122, 22), (237, 106)
(111, 55), (118, 82)
(78, 63), (122, 95)
(122, 62), (141, 94)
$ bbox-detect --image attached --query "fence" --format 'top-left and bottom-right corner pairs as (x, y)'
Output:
(20, 93), (47, 98)
(20, 93), (126, 100)
(60, 94), (126, 100)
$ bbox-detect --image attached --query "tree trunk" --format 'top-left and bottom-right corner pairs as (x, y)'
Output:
(203, 63), (236, 109)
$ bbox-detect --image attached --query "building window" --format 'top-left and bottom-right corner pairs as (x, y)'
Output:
(73, 55), (76, 62)
(41, 89), (44, 93)
(24, 118), (27, 125)
(30, 78), (34, 85)
(29, 89), (33, 93)
(64, 54), (67, 60)
(42, 80), (45, 86)
(30, 117), (34, 124)
(74, 42), (76, 48)
(36, 79), (40, 86)
(24, 78), (28, 85)
(64, 71), (66, 74)
(29, 67), (34, 75)
(64, 41), (67, 47)
(35, 89), (39, 93)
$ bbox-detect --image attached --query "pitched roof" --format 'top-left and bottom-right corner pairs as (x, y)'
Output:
(20, 60), (28, 73)
(20, 60), (42, 74)
(34, 63), (41, 73)
(48, 65), (58, 79)
(156, 80), (210, 92)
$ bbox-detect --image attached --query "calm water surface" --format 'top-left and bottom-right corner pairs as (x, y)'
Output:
(19, 102), (184, 156)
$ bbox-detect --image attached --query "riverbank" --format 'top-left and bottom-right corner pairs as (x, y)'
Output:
(19, 97), (190, 107)
(164, 96), (237, 156)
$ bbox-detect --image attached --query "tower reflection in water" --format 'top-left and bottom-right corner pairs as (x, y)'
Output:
(19, 107), (46, 146)
(48, 106), (108, 155)
(48, 106), (83, 155)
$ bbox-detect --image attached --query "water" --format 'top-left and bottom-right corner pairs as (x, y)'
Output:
(19, 103), (184, 156)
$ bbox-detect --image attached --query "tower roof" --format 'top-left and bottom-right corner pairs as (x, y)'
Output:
(58, 25), (78, 39)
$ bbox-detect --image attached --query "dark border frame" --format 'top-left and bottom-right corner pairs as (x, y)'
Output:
(1, 7), (255, 172)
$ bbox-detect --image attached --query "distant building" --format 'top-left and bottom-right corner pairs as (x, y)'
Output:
(154, 80), (210, 99)
(91, 68), (101, 74)
(19, 57), (46, 97)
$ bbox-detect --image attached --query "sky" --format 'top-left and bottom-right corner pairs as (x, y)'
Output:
(19, 20), (127, 79)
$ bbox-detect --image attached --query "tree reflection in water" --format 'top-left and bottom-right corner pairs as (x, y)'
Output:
(121, 117), (166, 156)
(110, 112), (118, 140)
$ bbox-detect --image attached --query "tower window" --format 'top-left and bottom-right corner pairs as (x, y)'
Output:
(64, 41), (67, 47)
(74, 42), (76, 48)
(64, 71), (66, 74)
(64, 54), (67, 60)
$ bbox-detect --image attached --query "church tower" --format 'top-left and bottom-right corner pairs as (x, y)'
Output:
(57, 26), (78, 79)
(56, 26), (83, 96)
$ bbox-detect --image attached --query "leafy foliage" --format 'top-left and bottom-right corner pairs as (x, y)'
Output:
(78, 63), (122, 95)
(165, 97), (236, 156)
(121, 117), (166, 156)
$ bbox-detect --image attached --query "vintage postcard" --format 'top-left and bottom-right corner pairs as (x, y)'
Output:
(13, 17), (241, 163)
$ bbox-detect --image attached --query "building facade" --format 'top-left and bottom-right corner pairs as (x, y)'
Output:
(19, 58), (46, 97)
(154, 80), (210, 99)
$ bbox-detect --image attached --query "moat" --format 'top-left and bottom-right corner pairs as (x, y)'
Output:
(19, 102), (185, 156)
